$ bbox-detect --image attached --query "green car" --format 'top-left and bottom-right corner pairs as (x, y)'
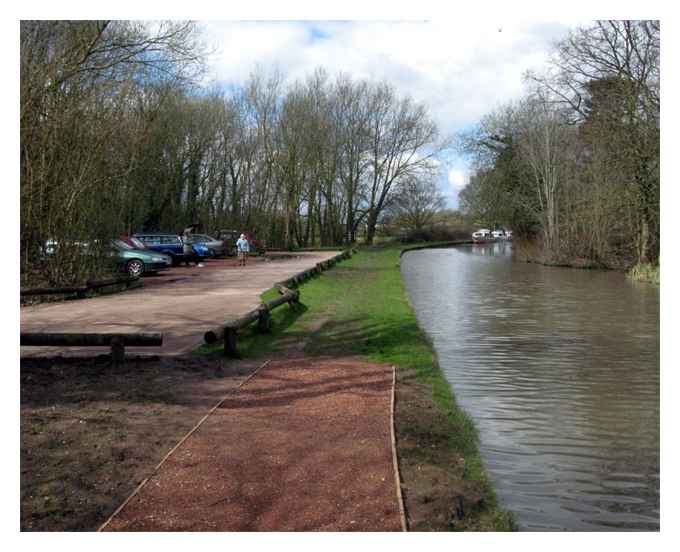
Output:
(111, 239), (172, 277)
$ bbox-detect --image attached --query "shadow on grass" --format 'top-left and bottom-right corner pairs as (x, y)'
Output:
(194, 302), (309, 360)
(304, 316), (428, 361)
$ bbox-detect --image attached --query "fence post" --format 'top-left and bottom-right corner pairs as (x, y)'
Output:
(224, 328), (238, 357)
(258, 306), (270, 333)
(110, 336), (125, 364)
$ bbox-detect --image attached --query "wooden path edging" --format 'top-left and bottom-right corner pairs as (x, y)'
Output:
(390, 365), (408, 532)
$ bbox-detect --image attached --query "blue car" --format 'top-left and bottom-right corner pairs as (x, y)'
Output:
(132, 233), (213, 266)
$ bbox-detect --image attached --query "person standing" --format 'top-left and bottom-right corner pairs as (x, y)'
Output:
(236, 233), (250, 266)
(181, 228), (200, 267)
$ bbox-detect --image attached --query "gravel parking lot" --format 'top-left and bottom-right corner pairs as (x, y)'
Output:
(20, 251), (341, 357)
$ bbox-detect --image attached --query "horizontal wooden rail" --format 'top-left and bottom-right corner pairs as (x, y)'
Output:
(205, 249), (354, 357)
(203, 288), (299, 346)
(20, 332), (162, 347)
(21, 276), (140, 297)
(20, 285), (89, 297)
(20, 332), (162, 363)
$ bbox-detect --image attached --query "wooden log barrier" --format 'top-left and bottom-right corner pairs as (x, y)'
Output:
(205, 249), (353, 356)
(20, 332), (163, 363)
(21, 276), (140, 297)
(20, 285), (89, 297)
(204, 309), (261, 345)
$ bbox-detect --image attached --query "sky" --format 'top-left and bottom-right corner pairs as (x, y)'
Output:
(198, 19), (589, 208)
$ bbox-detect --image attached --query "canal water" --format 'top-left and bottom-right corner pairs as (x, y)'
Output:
(400, 243), (659, 531)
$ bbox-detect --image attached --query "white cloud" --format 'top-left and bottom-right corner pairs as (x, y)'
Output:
(199, 19), (590, 209)
(201, 20), (586, 133)
(447, 169), (469, 192)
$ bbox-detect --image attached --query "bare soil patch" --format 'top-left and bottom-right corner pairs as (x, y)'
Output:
(20, 355), (260, 531)
(395, 369), (489, 531)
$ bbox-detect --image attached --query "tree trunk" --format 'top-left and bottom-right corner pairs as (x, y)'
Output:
(365, 210), (377, 245)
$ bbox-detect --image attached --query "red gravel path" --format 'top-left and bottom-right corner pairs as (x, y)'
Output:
(102, 355), (403, 532)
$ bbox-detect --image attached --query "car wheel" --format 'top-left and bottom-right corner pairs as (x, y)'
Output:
(126, 259), (145, 278)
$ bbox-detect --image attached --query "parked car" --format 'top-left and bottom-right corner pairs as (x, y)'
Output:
(132, 233), (213, 265)
(246, 234), (266, 255)
(191, 233), (226, 257)
(110, 239), (172, 277)
(217, 229), (240, 256)
(119, 236), (149, 251)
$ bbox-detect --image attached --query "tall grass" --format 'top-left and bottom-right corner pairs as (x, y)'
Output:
(628, 262), (660, 285)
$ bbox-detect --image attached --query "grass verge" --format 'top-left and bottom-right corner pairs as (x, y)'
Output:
(198, 243), (514, 531)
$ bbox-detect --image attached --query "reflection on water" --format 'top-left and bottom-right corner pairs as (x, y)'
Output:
(401, 244), (659, 531)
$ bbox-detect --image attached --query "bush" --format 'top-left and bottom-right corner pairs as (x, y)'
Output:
(399, 224), (472, 244)
(628, 262), (660, 285)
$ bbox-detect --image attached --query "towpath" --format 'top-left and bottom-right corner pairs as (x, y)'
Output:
(100, 354), (404, 531)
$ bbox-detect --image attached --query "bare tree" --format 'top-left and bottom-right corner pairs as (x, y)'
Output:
(527, 20), (660, 263)
(387, 176), (445, 234)
(364, 82), (444, 244)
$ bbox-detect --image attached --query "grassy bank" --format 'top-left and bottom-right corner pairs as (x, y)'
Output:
(198, 244), (514, 530)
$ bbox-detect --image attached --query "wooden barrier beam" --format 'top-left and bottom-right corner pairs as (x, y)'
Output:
(265, 292), (297, 310)
(87, 276), (139, 290)
(20, 332), (162, 347)
(20, 332), (162, 364)
(21, 275), (140, 297)
(20, 286), (88, 297)
(205, 251), (355, 354)
(204, 309), (261, 344)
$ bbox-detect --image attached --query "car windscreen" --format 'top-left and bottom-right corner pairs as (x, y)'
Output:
(112, 240), (133, 250)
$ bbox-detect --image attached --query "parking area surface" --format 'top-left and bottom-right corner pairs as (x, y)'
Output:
(20, 252), (341, 357)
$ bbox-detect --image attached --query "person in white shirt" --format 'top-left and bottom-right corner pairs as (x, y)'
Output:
(236, 233), (250, 266)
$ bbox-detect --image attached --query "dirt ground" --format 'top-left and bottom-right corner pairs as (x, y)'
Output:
(21, 355), (492, 532)
(20, 355), (261, 531)
(394, 369), (488, 531)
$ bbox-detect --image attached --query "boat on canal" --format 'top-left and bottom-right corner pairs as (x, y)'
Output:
(472, 228), (512, 243)
(472, 229), (495, 243)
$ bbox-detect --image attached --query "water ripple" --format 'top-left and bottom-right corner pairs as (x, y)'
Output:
(401, 245), (659, 531)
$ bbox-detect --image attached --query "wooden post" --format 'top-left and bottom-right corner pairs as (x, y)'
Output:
(110, 336), (125, 364)
(258, 306), (270, 333)
(224, 328), (238, 357)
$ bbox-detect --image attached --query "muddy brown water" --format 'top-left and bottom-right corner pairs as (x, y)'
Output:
(401, 243), (659, 531)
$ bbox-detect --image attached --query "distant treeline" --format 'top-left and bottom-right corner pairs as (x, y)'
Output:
(20, 21), (447, 285)
(458, 21), (659, 270)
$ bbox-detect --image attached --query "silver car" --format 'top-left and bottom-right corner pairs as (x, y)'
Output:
(191, 234), (226, 257)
